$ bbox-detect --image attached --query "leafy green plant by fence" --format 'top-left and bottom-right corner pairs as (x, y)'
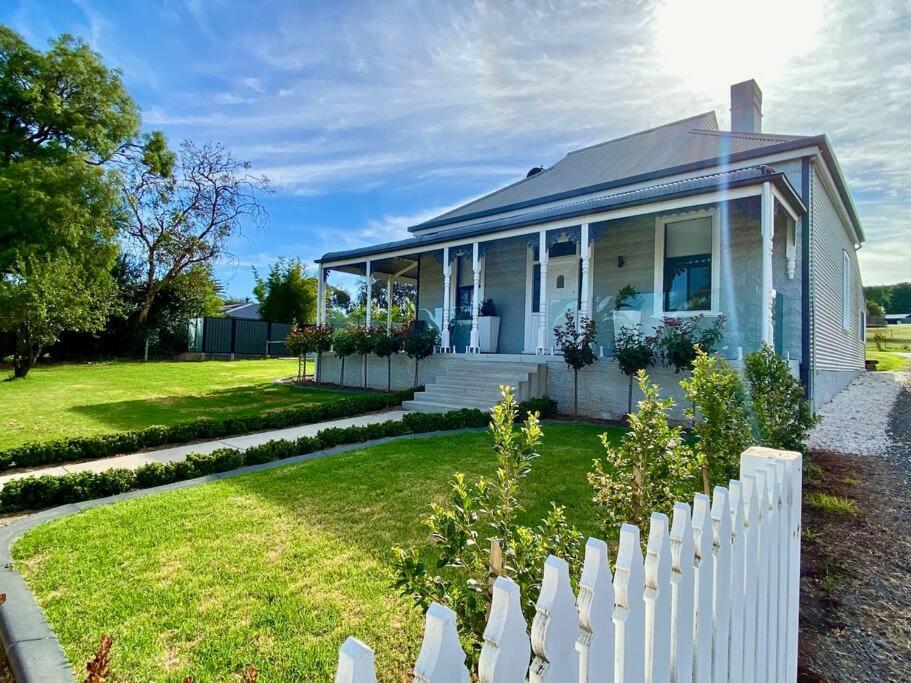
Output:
(0, 390), (414, 473)
(744, 343), (815, 452)
(392, 386), (582, 662)
(0, 407), (490, 513)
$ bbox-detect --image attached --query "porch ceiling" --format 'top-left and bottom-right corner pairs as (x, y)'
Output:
(328, 254), (418, 282)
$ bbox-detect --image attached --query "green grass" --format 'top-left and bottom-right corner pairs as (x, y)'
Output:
(867, 326), (911, 371)
(12, 424), (619, 681)
(0, 358), (330, 449)
(805, 491), (859, 516)
(864, 349), (910, 372)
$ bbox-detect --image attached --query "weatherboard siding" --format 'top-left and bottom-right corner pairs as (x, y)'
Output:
(481, 237), (527, 354)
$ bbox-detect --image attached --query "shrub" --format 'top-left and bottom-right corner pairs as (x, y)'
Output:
(370, 327), (402, 391)
(392, 387), (583, 663)
(614, 283), (640, 310)
(552, 312), (597, 416)
(588, 370), (699, 534)
(479, 298), (497, 316)
(517, 395), (558, 419)
(401, 325), (438, 388)
(0, 391), (415, 472)
(331, 326), (360, 386)
(654, 315), (725, 372)
(680, 349), (752, 494)
(613, 324), (657, 415)
(743, 343), (815, 452)
(0, 408), (492, 513)
(285, 325), (317, 380)
(312, 325), (334, 383)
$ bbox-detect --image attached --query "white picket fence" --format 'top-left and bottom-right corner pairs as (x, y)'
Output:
(335, 446), (802, 683)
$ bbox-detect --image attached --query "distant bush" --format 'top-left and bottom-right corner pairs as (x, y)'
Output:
(518, 395), (558, 419)
(0, 406), (488, 513)
(0, 389), (415, 472)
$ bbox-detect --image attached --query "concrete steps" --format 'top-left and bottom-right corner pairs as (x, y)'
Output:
(402, 359), (547, 413)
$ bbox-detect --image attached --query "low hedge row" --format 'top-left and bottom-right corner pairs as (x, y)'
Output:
(0, 408), (489, 513)
(0, 388), (415, 473)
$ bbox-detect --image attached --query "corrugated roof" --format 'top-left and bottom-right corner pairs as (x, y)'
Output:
(319, 165), (804, 264)
(412, 112), (810, 232)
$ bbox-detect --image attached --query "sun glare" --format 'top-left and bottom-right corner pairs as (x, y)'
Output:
(654, 0), (824, 92)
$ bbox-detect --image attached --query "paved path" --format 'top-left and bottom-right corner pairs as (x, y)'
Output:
(0, 410), (407, 487)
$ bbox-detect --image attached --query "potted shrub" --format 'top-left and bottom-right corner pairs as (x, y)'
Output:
(477, 298), (500, 353)
(612, 284), (641, 342)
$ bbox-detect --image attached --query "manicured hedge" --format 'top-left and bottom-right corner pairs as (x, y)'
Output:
(0, 389), (415, 473)
(0, 408), (489, 513)
(518, 395), (558, 419)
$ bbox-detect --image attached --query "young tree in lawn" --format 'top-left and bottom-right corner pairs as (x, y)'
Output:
(331, 326), (359, 387)
(312, 325), (334, 384)
(370, 327), (402, 391)
(552, 312), (597, 416)
(401, 325), (438, 389)
(284, 325), (316, 382)
(120, 139), (271, 326)
(613, 324), (657, 416)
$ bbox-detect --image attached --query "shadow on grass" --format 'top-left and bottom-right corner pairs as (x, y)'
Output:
(65, 382), (355, 432)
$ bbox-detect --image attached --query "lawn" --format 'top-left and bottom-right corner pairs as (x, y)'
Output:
(0, 358), (329, 449)
(12, 423), (619, 681)
(866, 326), (911, 371)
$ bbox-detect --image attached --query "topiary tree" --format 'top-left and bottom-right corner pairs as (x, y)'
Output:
(331, 326), (359, 387)
(654, 315), (725, 372)
(588, 370), (700, 535)
(552, 312), (597, 416)
(393, 386), (583, 664)
(680, 348), (752, 494)
(613, 324), (657, 416)
(401, 325), (438, 389)
(370, 327), (402, 391)
(284, 325), (316, 382)
(312, 325), (334, 384)
(744, 343), (816, 452)
(351, 326), (374, 389)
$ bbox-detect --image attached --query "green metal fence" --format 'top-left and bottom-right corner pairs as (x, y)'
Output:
(187, 317), (292, 357)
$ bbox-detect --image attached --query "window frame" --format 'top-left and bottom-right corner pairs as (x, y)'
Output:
(653, 209), (721, 317)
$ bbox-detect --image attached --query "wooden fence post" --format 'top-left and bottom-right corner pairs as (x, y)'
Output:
(727, 480), (746, 680)
(413, 603), (469, 683)
(335, 637), (377, 683)
(710, 487), (732, 683)
(479, 577), (529, 683)
(530, 556), (579, 682)
(645, 512), (671, 683)
(577, 537), (614, 683)
(614, 524), (645, 683)
(691, 493), (713, 683)
(669, 503), (694, 683)
(764, 463), (780, 680)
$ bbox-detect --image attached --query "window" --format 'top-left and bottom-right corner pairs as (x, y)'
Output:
(842, 250), (851, 330)
(456, 256), (473, 318)
(660, 215), (714, 313)
(556, 274), (565, 289)
(860, 310), (866, 341)
(549, 241), (576, 258)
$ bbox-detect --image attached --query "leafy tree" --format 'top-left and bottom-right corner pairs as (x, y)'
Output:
(393, 387), (583, 662)
(370, 327), (402, 391)
(613, 324), (657, 415)
(351, 326), (374, 388)
(589, 370), (700, 535)
(311, 325), (334, 384)
(285, 326), (316, 382)
(654, 315), (725, 372)
(253, 257), (317, 324)
(120, 139), (270, 324)
(680, 349), (752, 494)
(0, 256), (112, 377)
(866, 299), (884, 319)
(744, 344), (815, 452)
(401, 325), (438, 388)
(552, 312), (597, 415)
(331, 326), (359, 387)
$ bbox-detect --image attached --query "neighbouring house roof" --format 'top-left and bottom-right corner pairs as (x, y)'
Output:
(220, 302), (261, 319)
(405, 113), (863, 244)
(884, 313), (911, 320)
(318, 165), (804, 264)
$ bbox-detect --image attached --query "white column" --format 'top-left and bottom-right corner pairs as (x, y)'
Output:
(469, 242), (481, 352)
(316, 264), (326, 326)
(761, 182), (775, 347)
(537, 231), (548, 353)
(386, 276), (393, 331)
(441, 247), (451, 351)
(580, 223), (591, 324)
(365, 260), (372, 329)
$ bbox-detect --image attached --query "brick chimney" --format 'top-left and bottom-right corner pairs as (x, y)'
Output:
(730, 79), (762, 133)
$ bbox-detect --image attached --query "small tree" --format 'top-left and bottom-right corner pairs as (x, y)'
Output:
(352, 326), (374, 389)
(331, 326), (359, 387)
(371, 328), (402, 391)
(654, 315), (725, 372)
(393, 386), (583, 662)
(588, 370), (700, 534)
(401, 325), (438, 389)
(552, 312), (597, 416)
(285, 325), (316, 382)
(680, 348), (752, 494)
(312, 325), (334, 384)
(613, 324), (657, 415)
(744, 343), (816, 452)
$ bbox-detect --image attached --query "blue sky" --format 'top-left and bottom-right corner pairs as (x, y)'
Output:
(3, 0), (908, 297)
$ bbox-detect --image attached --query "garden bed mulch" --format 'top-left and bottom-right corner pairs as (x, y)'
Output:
(798, 443), (911, 680)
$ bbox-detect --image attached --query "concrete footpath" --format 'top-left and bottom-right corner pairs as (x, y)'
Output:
(0, 410), (407, 487)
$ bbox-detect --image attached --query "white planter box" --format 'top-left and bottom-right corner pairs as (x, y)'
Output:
(612, 310), (642, 341)
(478, 316), (500, 353)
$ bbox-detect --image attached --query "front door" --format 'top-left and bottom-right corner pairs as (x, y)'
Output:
(546, 257), (578, 349)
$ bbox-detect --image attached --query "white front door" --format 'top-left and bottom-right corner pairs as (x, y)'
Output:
(545, 256), (578, 348)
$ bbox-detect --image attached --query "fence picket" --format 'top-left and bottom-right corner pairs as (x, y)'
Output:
(764, 463), (780, 682)
(669, 503), (695, 683)
(478, 577), (530, 683)
(614, 524), (646, 683)
(577, 538), (615, 683)
(774, 460), (789, 682)
(753, 467), (769, 683)
(740, 475), (760, 683)
(335, 637), (377, 683)
(530, 556), (580, 682)
(710, 487), (732, 683)
(645, 513), (672, 683)
(413, 603), (470, 683)
(727, 480), (746, 681)
(691, 494), (713, 683)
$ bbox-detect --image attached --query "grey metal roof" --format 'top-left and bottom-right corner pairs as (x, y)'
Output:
(411, 112), (807, 232)
(318, 165), (804, 264)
